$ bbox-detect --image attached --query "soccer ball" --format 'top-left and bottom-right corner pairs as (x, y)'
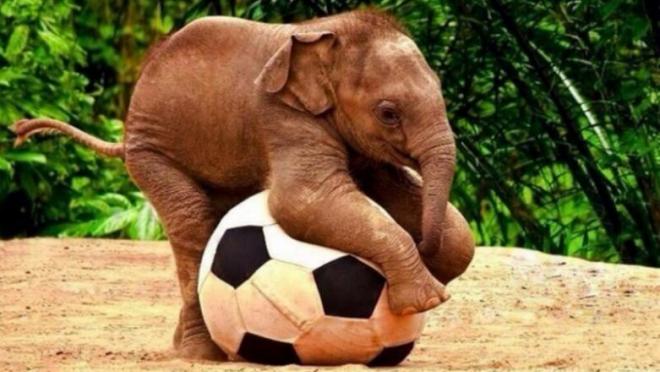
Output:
(198, 191), (425, 366)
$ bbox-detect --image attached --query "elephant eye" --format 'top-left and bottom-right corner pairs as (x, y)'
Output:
(374, 100), (401, 126)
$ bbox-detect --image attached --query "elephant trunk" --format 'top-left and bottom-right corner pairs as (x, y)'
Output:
(411, 126), (456, 256)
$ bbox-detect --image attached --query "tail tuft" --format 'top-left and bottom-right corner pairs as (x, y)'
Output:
(9, 119), (29, 134)
(10, 119), (30, 147)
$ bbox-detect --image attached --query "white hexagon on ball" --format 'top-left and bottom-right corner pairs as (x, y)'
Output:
(198, 191), (426, 366)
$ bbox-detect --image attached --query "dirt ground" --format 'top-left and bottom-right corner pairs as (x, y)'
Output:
(1, 238), (658, 371)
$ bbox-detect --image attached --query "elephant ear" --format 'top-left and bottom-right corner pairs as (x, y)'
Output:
(255, 31), (336, 115)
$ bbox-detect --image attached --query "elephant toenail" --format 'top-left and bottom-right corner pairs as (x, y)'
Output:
(401, 306), (417, 315)
(425, 297), (440, 308)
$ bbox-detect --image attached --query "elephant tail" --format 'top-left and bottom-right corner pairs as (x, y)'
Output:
(10, 118), (125, 160)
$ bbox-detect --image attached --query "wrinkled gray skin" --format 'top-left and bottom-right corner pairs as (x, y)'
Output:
(12, 10), (475, 360)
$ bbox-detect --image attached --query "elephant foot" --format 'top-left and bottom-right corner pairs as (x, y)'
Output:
(173, 319), (227, 361)
(176, 332), (227, 361)
(386, 269), (450, 315)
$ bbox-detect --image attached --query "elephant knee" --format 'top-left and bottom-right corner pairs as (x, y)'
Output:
(443, 222), (475, 278)
(267, 189), (311, 240)
(425, 208), (475, 284)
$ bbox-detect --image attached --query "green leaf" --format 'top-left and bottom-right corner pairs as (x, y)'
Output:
(70, 198), (111, 215)
(0, 67), (25, 86)
(0, 101), (23, 124)
(4, 150), (47, 164)
(4, 25), (30, 61)
(54, 220), (104, 238)
(71, 176), (90, 192)
(628, 16), (649, 40)
(600, 0), (625, 19)
(33, 103), (68, 121)
(100, 193), (132, 209)
(37, 29), (70, 56)
(91, 210), (137, 236)
(0, 157), (13, 175)
(619, 80), (642, 101)
(130, 202), (163, 240)
(477, 101), (496, 118)
(40, 222), (73, 236)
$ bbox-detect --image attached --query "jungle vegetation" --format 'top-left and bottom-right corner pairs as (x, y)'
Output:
(0, 0), (658, 266)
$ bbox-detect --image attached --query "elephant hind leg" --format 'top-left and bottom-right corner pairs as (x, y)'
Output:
(354, 161), (475, 284)
(125, 149), (227, 361)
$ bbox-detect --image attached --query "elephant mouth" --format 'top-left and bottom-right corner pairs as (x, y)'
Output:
(388, 145), (418, 169)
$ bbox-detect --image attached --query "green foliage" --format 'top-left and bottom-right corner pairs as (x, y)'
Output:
(0, 0), (162, 239)
(0, 0), (658, 264)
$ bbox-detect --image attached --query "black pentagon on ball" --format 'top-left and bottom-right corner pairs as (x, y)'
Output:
(313, 255), (385, 318)
(211, 225), (270, 288)
(368, 342), (415, 367)
(238, 332), (300, 365)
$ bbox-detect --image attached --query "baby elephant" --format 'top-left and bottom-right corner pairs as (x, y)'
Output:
(13, 10), (475, 360)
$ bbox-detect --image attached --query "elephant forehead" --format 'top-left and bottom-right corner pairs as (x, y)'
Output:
(364, 37), (439, 90)
(379, 36), (421, 58)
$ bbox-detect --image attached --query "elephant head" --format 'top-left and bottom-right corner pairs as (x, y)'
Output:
(256, 13), (455, 255)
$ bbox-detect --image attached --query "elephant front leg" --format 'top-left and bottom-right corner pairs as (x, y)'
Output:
(353, 161), (475, 284)
(266, 146), (448, 315)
